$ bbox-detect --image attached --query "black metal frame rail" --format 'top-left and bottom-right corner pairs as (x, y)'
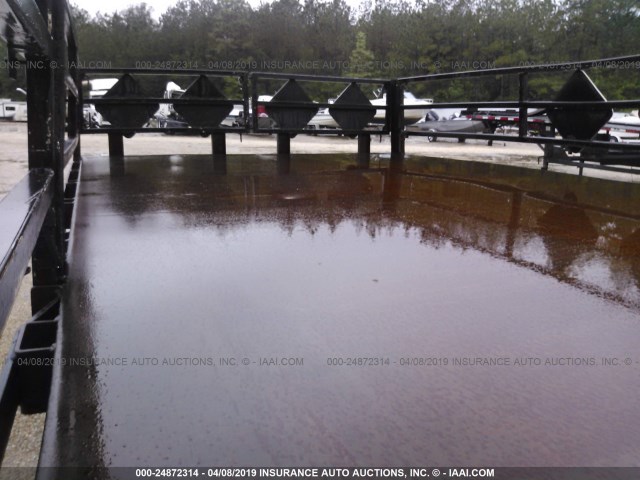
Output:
(248, 72), (393, 156)
(79, 57), (640, 171)
(0, 0), (81, 462)
(79, 69), (394, 157)
(398, 54), (640, 173)
(80, 69), (249, 155)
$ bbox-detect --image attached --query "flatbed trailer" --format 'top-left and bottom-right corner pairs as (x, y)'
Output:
(468, 110), (640, 141)
(1, 1), (640, 479)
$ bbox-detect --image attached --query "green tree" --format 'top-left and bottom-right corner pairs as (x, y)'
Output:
(52, 0), (638, 103)
(347, 31), (376, 77)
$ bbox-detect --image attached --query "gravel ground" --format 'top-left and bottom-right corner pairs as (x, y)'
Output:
(0, 120), (638, 473)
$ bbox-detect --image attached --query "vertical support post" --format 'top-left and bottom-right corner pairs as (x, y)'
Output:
(357, 133), (370, 168)
(108, 134), (124, 157)
(26, 61), (53, 171)
(52, 0), (68, 184)
(74, 77), (83, 163)
(250, 73), (259, 132)
(211, 133), (226, 155)
(241, 72), (250, 133)
(67, 89), (77, 142)
(211, 132), (227, 174)
(69, 37), (82, 162)
(518, 72), (528, 139)
(27, 56), (62, 304)
(542, 125), (555, 172)
(67, 49), (78, 141)
(52, 0), (68, 281)
(388, 81), (405, 159)
(277, 133), (290, 155)
(27, 0), (66, 310)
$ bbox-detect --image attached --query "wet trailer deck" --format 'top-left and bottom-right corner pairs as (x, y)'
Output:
(38, 153), (640, 475)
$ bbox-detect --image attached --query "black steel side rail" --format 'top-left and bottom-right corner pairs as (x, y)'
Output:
(245, 128), (383, 136)
(251, 100), (388, 111)
(79, 68), (251, 154)
(545, 157), (640, 174)
(81, 127), (246, 134)
(3, 0), (52, 57)
(0, 339), (20, 463)
(0, 0), (80, 465)
(65, 74), (79, 100)
(399, 55), (640, 172)
(0, 293), (60, 463)
(0, 169), (54, 333)
(249, 72), (392, 151)
(86, 98), (244, 106)
(78, 69), (391, 154)
(63, 137), (79, 166)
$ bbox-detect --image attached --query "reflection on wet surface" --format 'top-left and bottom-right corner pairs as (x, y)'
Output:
(40, 154), (640, 471)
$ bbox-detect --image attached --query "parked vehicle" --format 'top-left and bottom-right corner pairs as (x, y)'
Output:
(410, 109), (486, 142)
(0, 100), (27, 121)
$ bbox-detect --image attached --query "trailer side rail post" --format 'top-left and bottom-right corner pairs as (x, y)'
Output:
(357, 133), (371, 167)
(388, 80), (405, 162)
(518, 72), (528, 138)
(27, 0), (66, 311)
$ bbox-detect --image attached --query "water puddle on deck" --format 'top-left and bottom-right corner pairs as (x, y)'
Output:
(57, 154), (640, 466)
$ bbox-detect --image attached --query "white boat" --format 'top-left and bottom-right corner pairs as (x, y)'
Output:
(603, 112), (640, 140)
(307, 107), (338, 129)
(371, 91), (433, 125)
(607, 112), (640, 127)
(308, 91), (433, 129)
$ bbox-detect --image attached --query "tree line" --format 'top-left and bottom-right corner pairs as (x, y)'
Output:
(1, 0), (639, 103)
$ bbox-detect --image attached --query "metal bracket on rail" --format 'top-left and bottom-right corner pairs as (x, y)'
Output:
(0, 294), (60, 462)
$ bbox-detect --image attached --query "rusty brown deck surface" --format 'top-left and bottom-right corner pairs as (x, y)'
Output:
(38, 153), (640, 474)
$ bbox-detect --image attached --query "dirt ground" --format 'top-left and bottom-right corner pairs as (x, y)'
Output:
(0, 121), (638, 472)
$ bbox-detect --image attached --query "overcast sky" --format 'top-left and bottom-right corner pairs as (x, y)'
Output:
(71, 0), (367, 19)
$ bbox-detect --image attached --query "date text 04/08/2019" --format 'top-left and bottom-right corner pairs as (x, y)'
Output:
(134, 467), (496, 478)
(135, 468), (411, 478)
